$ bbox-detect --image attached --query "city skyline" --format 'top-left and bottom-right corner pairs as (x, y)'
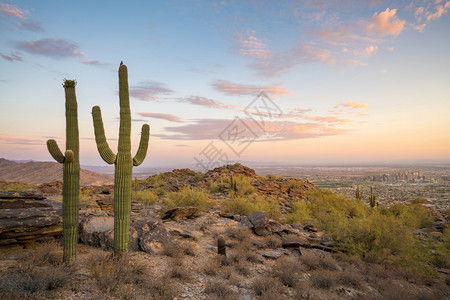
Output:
(1, 1), (449, 168)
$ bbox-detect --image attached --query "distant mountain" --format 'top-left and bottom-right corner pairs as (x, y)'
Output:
(0, 158), (113, 186)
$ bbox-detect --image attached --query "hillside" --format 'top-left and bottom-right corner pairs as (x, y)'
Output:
(0, 158), (113, 186)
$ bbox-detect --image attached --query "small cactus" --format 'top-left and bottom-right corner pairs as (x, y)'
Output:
(217, 235), (226, 256)
(355, 185), (362, 201)
(92, 62), (150, 253)
(369, 186), (377, 208)
(46, 79), (80, 262)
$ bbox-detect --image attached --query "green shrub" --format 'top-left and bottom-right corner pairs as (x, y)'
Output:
(145, 174), (167, 188)
(165, 186), (212, 210)
(209, 181), (220, 194)
(133, 190), (158, 205)
(223, 194), (280, 220)
(226, 175), (256, 196)
(0, 181), (35, 191)
(287, 189), (438, 275)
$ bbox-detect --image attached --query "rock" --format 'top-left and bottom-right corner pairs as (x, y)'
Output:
(238, 216), (253, 228)
(79, 216), (114, 249)
(0, 191), (62, 245)
(282, 235), (310, 248)
(247, 211), (283, 236)
(162, 207), (198, 220)
(168, 227), (195, 239)
(37, 181), (63, 195)
(320, 236), (334, 247)
(138, 220), (172, 254)
(303, 224), (318, 232)
(94, 194), (114, 212)
(257, 249), (288, 259)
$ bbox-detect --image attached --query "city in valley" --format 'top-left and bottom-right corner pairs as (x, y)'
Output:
(249, 164), (450, 212)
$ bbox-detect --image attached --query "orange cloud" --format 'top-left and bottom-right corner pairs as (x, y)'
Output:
(181, 96), (242, 111)
(211, 80), (292, 96)
(0, 136), (42, 145)
(303, 116), (352, 124)
(0, 3), (28, 19)
(367, 8), (405, 36)
(353, 45), (378, 57)
(336, 101), (369, 109)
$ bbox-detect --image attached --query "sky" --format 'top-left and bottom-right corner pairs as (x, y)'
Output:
(0, 0), (449, 170)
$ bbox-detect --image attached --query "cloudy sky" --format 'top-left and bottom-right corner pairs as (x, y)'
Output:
(1, 0), (449, 168)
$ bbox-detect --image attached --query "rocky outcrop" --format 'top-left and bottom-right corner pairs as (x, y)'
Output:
(203, 163), (258, 183)
(0, 190), (62, 245)
(162, 207), (198, 220)
(79, 215), (173, 254)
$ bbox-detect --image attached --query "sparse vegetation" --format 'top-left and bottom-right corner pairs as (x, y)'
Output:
(223, 194), (280, 219)
(165, 186), (212, 210)
(133, 189), (158, 205)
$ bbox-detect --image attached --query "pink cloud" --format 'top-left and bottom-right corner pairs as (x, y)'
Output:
(153, 118), (347, 141)
(367, 8), (405, 36)
(250, 44), (336, 77)
(129, 81), (174, 101)
(15, 38), (86, 58)
(0, 3), (28, 19)
(137, 112), (181, 122)
(353, 45), (378, 57)
(0, 51), (22, 62)
(426, 2), (450, 21)
(181, 96), (242, 110)
(236, 30), (272, 60)
(211, 80), (292, 96)
(80, 59), (113, 69)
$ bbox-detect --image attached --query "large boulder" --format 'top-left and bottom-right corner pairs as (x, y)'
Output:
(79, 215), (173, 253)
(0, 190), (62, 245)
(247, 211), (283, 236)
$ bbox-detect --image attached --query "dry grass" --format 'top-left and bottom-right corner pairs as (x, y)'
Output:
(310, 270), (336, 290)
(204, 279), (237, 300)
(252, 275), (285, 296)
(272, 256), (304, 287)
(300, 251), (339, 271)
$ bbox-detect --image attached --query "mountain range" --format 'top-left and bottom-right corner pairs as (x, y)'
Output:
(0, 158), (113, 186)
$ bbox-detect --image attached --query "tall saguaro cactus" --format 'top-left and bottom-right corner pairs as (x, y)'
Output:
(46, 79), (80, 262)
(92, 62), (150, 253)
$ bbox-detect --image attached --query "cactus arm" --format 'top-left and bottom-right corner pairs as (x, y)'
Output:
(47, 139), (65, 163)
(92, 106), (117, 164)
(133, 124), (150, 166)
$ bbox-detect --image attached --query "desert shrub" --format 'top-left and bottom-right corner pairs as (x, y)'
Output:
(285, 200), (313, 225)
(226, 175), (256, 196)
(224, 226), (253, 242)
(223, 194), (280, 220)
(289, 189), (439, 274)
(265, 235), (282, 249)
(389, 202), (434, 229)
(23, 241), (63, 267)
(87, 252), (146, 292)
(261, 174), (283, 180)
(288, 178), (304, 190)
(144, 274), (181, 300)
(133, 189), (158, 205)
(204, 279), (237, 300)
(0, 181), (35, 191)
(145, 174), (167, 188)
(209, 181), (220, 193)
(310, 270), (336, 290)
(252, 275), (284, 296)
(300, 252), (338, 271)
(337, 269), (363, 289)
(165, 186), (212, 210)
(272, 257), (304, 287)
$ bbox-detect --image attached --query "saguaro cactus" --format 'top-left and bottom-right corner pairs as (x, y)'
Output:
(46, 79), (79, 262)
(92, 62), (150, 253)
